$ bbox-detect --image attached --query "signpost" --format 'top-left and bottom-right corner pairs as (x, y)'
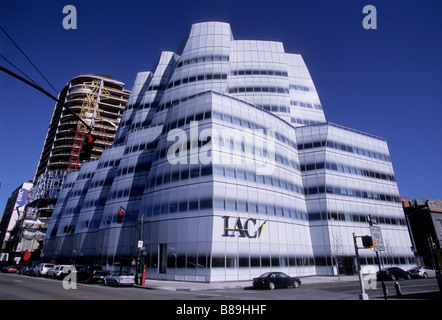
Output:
(368, 215), (387, 300)
(370, 225), (385, 251)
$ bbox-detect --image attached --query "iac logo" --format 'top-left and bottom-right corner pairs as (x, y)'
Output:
(222, 216), (267, 239)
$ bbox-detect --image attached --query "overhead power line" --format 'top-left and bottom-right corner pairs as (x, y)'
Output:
(0, 64), (92, 132)
(0, 25), (59, 95)
(0, 53), (42, 89)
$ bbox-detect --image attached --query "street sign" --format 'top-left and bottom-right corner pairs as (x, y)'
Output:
(137, 240), (143, 249)
(370, 226), (385, 251)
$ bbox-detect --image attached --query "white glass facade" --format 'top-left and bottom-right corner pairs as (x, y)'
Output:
(43, 22), (414, 282)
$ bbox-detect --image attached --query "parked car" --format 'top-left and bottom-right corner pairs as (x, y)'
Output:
(104, 271), (135, 287)
(17, 266), (30, 275)
(253, 272), (301, 290)
(58, 265), (76, 279)
(408, 266), (436, 279)
(33, 263), (54, 277)
(76, 265), (110, 283)
(47, 265), (63, 278)
(377, 267), (411, 281)
(1, 265), (18, 273)
(25, 266), (35, 276)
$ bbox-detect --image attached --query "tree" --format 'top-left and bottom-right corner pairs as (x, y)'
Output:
(331, 231), (345, 280)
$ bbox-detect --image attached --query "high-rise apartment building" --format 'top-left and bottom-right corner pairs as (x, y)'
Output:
(43, 22), (414, 282)
(34, 74), (131, 180)
(14, 75), (130, 261)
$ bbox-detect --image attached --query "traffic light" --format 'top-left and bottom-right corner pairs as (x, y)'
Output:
(117, 209), (124, 224)
(79, 133), (95, 161)
(362, 236), (374, 249)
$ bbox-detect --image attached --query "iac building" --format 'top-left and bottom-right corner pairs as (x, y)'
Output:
(43, 22), (414, 282)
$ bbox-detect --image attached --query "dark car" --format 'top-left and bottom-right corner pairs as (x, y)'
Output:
(1, 265), (18, 273)
(377, 267), (411, 281)
(253, 272), (301, 290)
(76, 265), (110, 283)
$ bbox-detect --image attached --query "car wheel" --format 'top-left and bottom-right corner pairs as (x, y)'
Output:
(406, 273), (411, 280)
(293, 281), (299, 288)
(268, 282), (275, 290)
(390, 275), (396, 281)
(423, 273), (428, 279)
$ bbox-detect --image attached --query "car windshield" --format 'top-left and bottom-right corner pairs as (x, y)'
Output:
(409, 267), (420, 271)
(260, 272), (272, 278)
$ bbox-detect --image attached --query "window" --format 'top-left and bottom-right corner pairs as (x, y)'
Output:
(214, 198), (225, 210)
(226, 199), (237, 211)
(188, 200), (198, 211)
(179, 200), (188, 212)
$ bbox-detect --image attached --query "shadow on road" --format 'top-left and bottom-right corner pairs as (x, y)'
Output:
(374, 291), (441, 300)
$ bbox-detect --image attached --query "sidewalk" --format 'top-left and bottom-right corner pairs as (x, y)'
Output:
(136, 275), (360, 292)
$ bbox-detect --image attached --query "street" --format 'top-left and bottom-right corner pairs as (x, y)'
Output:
(0, 272), (439, 301)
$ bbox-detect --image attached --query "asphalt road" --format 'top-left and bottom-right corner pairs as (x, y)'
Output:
(0, 272), (439, 301)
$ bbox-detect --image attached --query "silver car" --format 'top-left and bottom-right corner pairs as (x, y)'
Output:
(104, 271), (135, 287)
(33, 263), (54, 277)
(408, 266), (436, 278)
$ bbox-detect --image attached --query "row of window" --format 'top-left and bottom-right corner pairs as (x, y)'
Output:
(209, 255), (314, 269)
(97, 158), (121, 170)
(149, 165), (213, 189)
(123, 139), (158, 155)
(164, 109), (212, 133)
(166, 73), (228, 89)
(215, 135), (301, 172)
(213, 165), (304, 196)
(289, 84), (315, 92)
(211, 109), (298, 150)
(231, 69), (288, 77)
(146, 197), (213, 216)
(312, 255), (414, 267)
(149, 253), (414, 270)
(291, 117), (324, 126)
(228, 86), (290, 94)
(304, 184), (401, 203)
(146, 253), (315, 270)
(325, 210), (406, 226)
(290, 100), (323, 110)
(301, 161), (396, 182)
(298, 139), (391, 162)
(176, 55), (229, 68)
(214, 197), (308, 221)
(152, 253), (413, 269)
(258, 104), (290, 113)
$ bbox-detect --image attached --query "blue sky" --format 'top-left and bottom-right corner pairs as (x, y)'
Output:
(1, 0), (441, 215)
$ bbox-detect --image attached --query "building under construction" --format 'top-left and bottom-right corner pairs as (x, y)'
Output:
(4, 74), (130, 263)
(34, 74), (131, 177)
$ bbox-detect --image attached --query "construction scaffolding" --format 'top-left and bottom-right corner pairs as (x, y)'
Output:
(67, 81), (111, 171)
